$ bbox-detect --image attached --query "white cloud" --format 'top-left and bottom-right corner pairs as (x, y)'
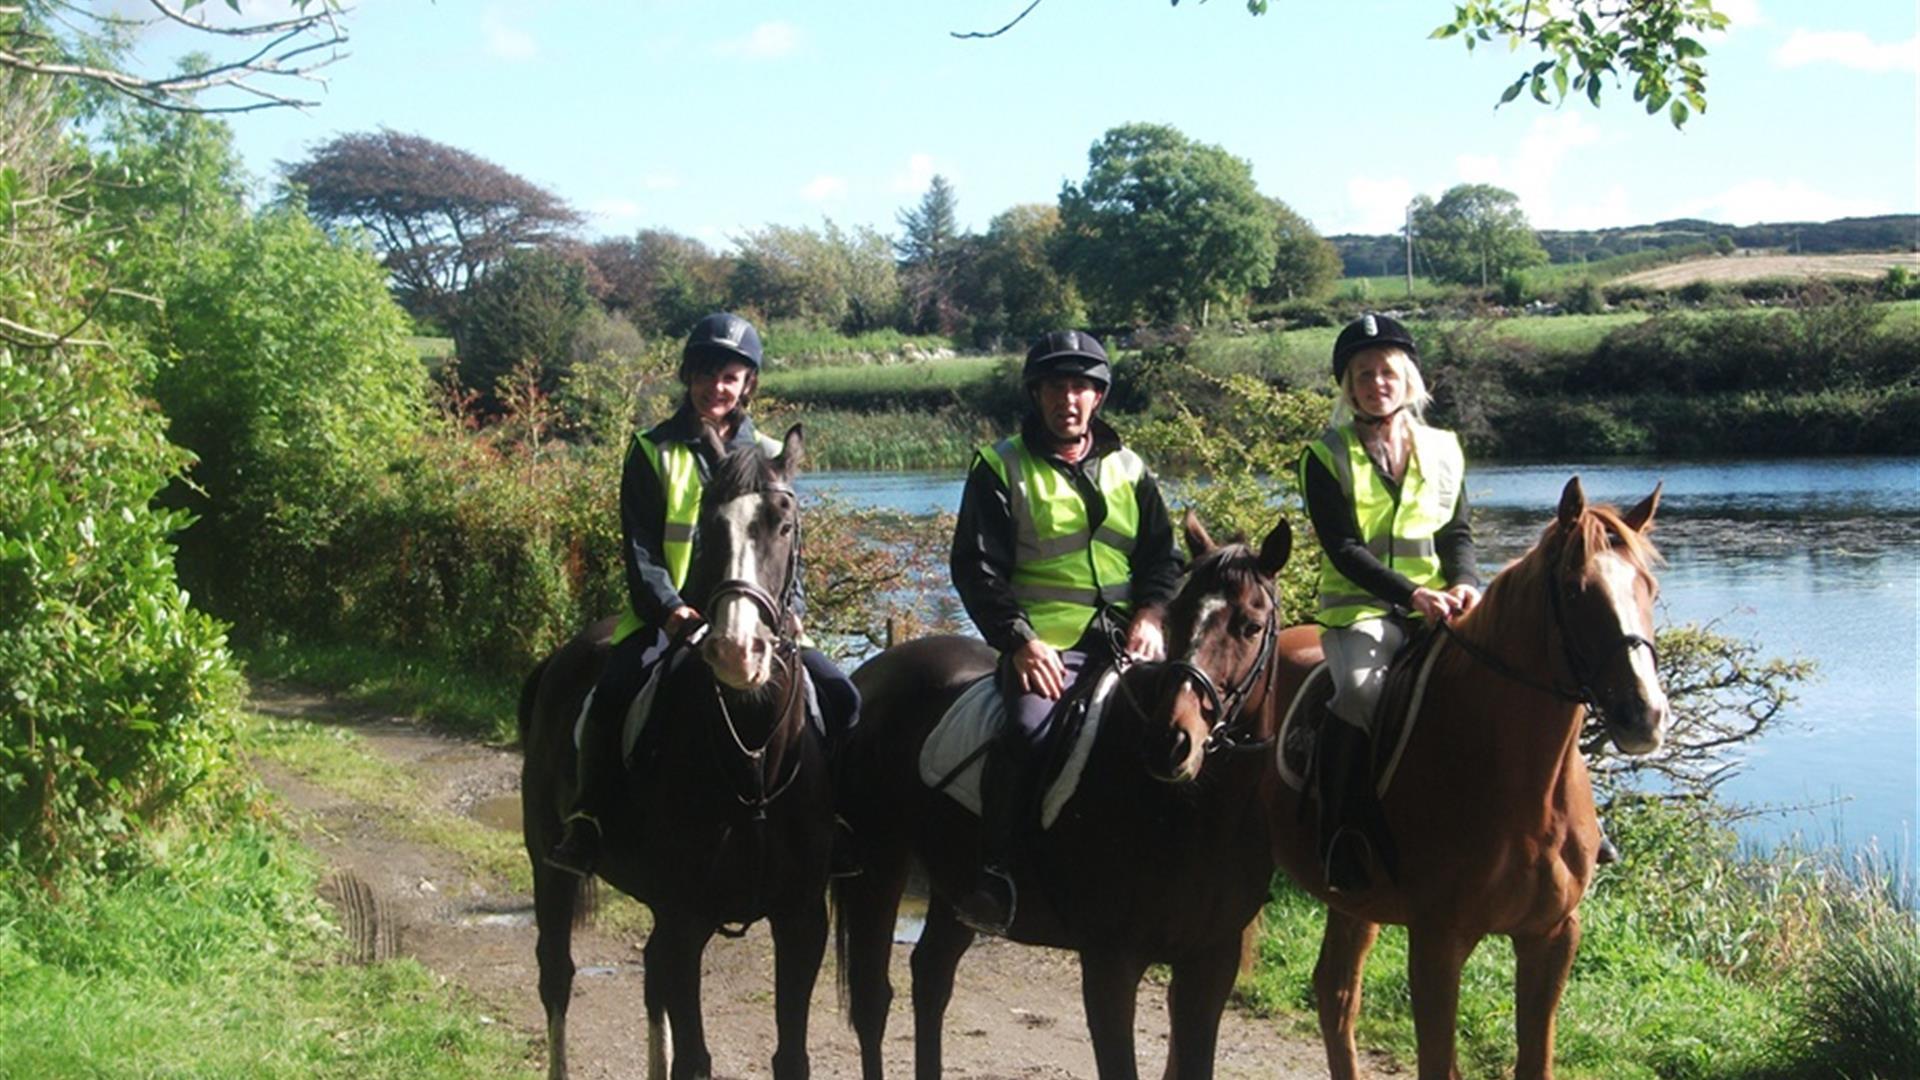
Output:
(715, 21), (800, 60)
(1451, 112), (1604, 226)
(1773, 30), (1918, 73)
(640, 173), (681, 192)
(482, 8), (537, 61)
(801, 174), (848, 202)
(592, 198), (643, 224)
(1342, 175), (1417, 234)
(1668, 179), (1886, 225)
(892, 153), (939, 194)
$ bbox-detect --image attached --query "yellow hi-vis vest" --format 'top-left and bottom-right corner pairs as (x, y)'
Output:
(611, 428), (784, 644)
(1300, 422), (1465, 629)
(979, 435), (1146, 650)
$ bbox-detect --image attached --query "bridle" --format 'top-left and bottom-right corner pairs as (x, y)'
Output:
(1439, 533), (1658, 728)
(696, 480), (808, 820)
(1159, 587), (1279, 755)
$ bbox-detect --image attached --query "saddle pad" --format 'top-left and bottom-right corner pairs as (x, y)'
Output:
(918, 667), (1120, 829)
(573, 648), (821, 768)
(1274, 639), (1448, 798)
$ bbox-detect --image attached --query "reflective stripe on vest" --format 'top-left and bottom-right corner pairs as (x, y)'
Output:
(1301, 422), (1464, 628)
(980, 435), (1145, 650)
(612, 429), (784, 644)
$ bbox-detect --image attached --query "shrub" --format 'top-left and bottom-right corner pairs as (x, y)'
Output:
(1563, 278), (1605, 315)
(1775, 896), (1920, 1079)
(1274, 297), (1337, 328)
(154, 203), (424, 628)
(2, 79), (241, 873)
(454, 246), (593, 406)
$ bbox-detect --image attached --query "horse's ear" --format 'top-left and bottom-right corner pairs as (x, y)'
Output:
(777, 423), (805, 477)
(699, 423), (726, 461)
(1556, 476), (1587, 528)
(1622, 481), (1662, 534)
(1257, 517), (1292, 578)
(1183, 509), (1215, 559)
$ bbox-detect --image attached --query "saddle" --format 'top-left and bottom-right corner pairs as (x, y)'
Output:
(918, 665), (1121, 829)
(1276, 621), (1448, 798)
(571, 646), (825, 768)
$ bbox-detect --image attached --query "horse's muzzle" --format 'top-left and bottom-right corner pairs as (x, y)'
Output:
(703, 623), (775, 691)
(1605, 687), (1669, 756)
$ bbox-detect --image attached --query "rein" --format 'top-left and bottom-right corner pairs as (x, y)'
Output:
(1437, 535), (1658, 728)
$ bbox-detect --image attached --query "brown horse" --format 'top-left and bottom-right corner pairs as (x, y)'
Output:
(831, 514), (1291, 1079)
(519, 426), (833, 1080)
(1263, 476), (1668, 1080)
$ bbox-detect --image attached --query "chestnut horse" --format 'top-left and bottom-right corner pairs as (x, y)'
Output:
(1261, 477), (1669, 1080)
(519, 426), (833, 1080)
(831, 514), (1291, 1079)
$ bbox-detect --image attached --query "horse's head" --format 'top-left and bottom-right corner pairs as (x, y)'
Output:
(689, 423), (805, 692)
(1543, 476), (1670, 754)
(1147, 511), (1292, 783)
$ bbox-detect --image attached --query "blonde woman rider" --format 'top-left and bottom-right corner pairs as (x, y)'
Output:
(1300, 313), (1481, 892)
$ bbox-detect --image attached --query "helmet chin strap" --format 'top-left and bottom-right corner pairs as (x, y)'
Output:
(1354, 405), (1404, 427)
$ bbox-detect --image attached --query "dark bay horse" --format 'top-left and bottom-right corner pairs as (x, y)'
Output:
(519, 425), (833, 1080)
(1263, 477), (1669, 1080)
(832, 514), (1292, 1079)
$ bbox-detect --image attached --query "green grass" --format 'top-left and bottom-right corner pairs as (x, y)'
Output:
(410, 335), (455, 363)
(775, 406), (997, 471)
(0, 816), (535, 1079)
(760, 323), (965, 368)
(761, 353), (1005, 401)
(240, 637), (523, 743)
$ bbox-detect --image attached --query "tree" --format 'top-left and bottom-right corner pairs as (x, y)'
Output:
(1412, 183), (1548, 287)
(455, 246), (593, 404)
(1, 1), (347, 113)
(1256, 197), (1343, 302)
(588, 229), (732, 336)
(729, 220), (901, 334)
(959, 203), (1085, 348)
(285, 129), (581, 327)
(957, 2), (1723, 125)
(1056, 123), (1275, 326)
(895, 174), (970, 334)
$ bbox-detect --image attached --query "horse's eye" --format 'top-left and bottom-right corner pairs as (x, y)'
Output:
(779, 521), (794, 537)
(1238, 618), (1261, 640)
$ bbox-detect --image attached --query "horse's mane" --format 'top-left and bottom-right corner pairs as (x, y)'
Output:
(705, 439), (786, 506)
(1462, 502), (1661, 645)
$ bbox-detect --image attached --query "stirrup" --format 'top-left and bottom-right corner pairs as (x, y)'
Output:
(1323, 826), (1374, 893)
(954, 867), (1016, 936)
(544, 813), (602, 878)
(829, 815), (862, 879)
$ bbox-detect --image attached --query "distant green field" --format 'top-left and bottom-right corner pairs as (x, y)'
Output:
(761, 353), (1007, 400)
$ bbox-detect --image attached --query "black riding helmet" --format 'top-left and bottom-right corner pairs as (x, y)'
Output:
(1331, 312), (1419, 383)
(1022, 329), (1112, 390)
(681, 311), (763, 377)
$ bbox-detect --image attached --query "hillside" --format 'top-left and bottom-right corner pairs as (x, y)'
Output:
(1614, 251), (1920, 288)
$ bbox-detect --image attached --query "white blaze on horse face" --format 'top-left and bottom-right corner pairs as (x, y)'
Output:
(1594, 548), (1669, 750)
(705, 495), (774, 690)
(1182, 597), (1228, 664)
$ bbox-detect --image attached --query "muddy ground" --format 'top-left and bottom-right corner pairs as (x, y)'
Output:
(248, 683), (1361, 1079)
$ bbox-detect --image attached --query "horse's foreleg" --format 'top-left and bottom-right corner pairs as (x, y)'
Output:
(838, 861), (910, 1079)
(1406, 924), (1478, 1080)
(769, 899), (829, 1080)
(1313, 907), (1381, 1080)
(1162, 940), (1243, 1080)
(1512, 913), (1581, 1080)
(644, 912), (716, 1080)
(909, 895), (976, 1080)
(1080, 948), (1149, 1080)
(531, 863), (581, 1080)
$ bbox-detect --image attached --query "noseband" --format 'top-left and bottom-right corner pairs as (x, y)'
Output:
(700, 481), (803, 651)
(1162, 591), (1278, 754)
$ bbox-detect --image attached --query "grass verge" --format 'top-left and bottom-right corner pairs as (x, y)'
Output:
(0, 812), (535, 1078)
(240, 636), (523, 743)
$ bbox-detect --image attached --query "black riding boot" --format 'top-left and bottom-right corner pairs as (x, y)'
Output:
(1316, 713), (1385, 893)
(545, 695), (626, 878)
(954, 732), (1034, 936)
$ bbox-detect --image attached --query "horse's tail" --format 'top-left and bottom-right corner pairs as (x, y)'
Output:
(830, 875), (853, 1018)
(516, 656), (550, 750)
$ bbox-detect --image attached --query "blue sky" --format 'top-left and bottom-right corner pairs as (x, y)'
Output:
(156, 1), (1917, 248)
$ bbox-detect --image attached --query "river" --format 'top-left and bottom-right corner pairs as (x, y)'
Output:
(799, 457), (1919, 865)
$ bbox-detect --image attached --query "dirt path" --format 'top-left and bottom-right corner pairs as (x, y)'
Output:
(248, 683), (1347, 1079)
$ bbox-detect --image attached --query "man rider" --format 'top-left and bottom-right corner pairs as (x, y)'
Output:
(948, 329), (1183, 935)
